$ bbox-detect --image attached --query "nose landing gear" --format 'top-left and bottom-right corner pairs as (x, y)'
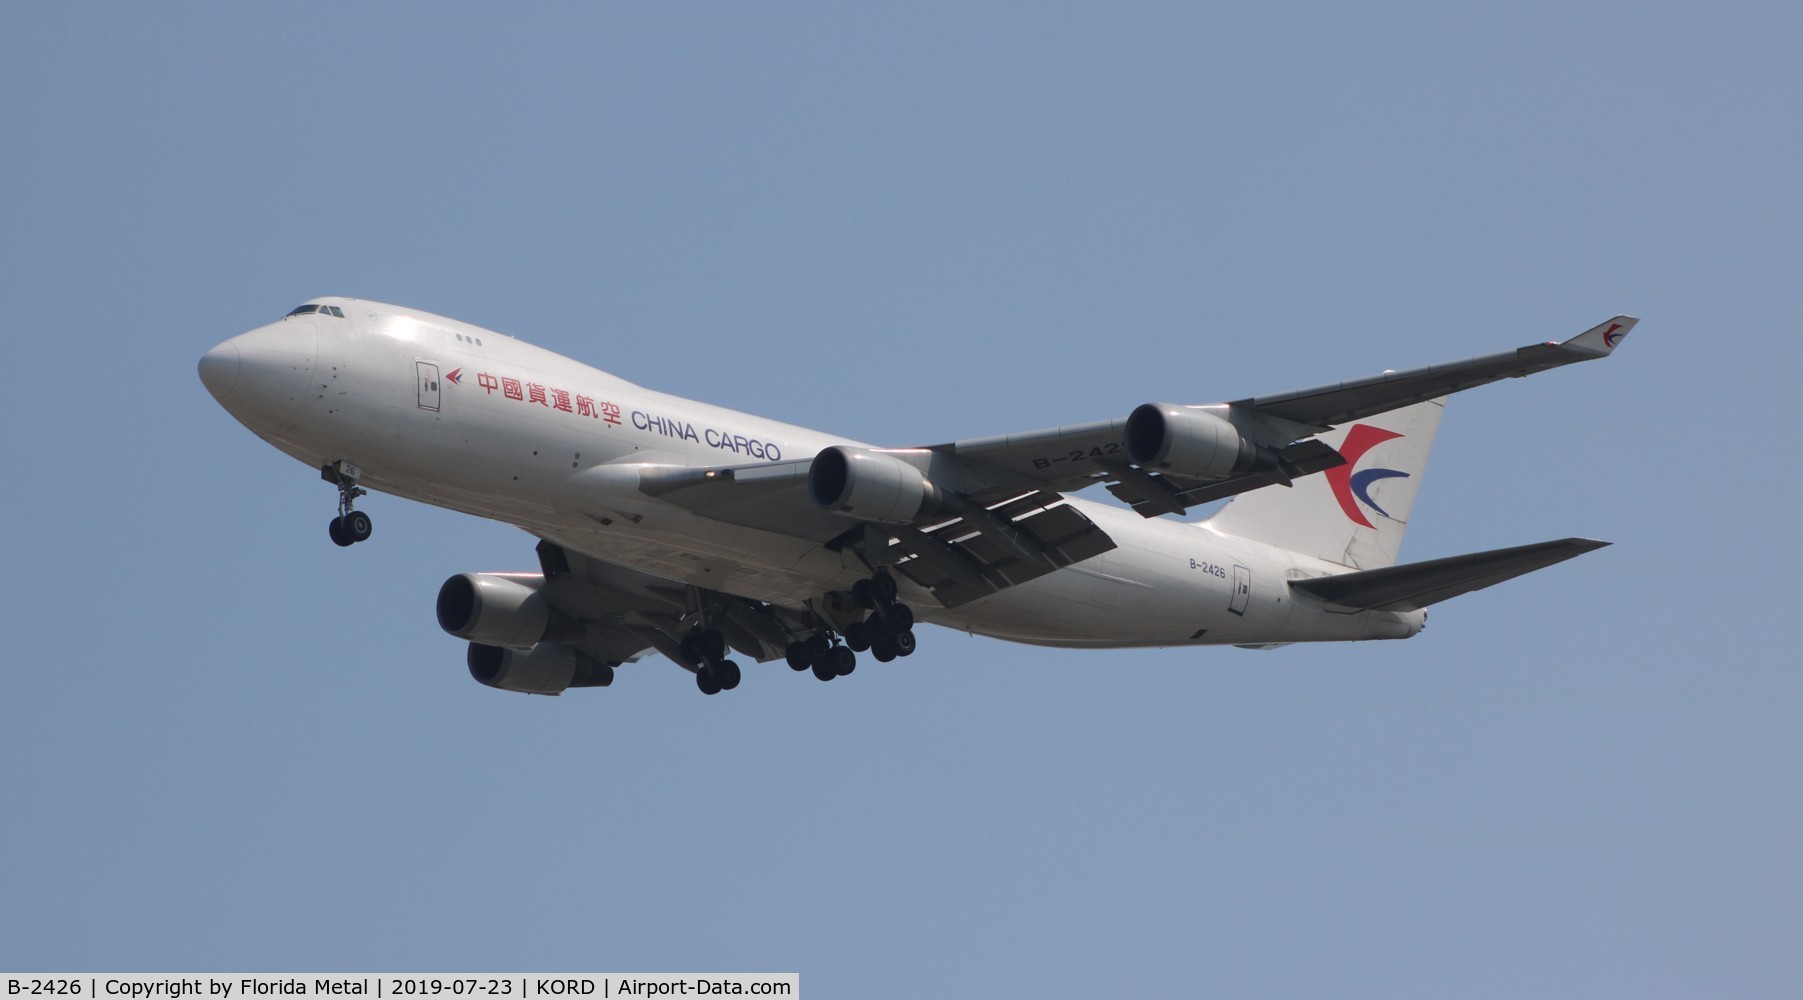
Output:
(322, 461), (372, 547)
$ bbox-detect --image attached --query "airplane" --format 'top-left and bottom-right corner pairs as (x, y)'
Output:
(198, 300), (1633, 696)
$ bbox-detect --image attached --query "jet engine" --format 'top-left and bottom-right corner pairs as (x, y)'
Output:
(1124, 404), (1260, 480)
(809, 446), (958, 524)
(436, 573), (552, 649)
(467, 642), (614, 695)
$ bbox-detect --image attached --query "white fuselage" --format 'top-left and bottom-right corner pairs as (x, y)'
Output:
(202, 299), (1422, 650)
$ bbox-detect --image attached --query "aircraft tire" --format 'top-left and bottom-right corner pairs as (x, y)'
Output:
(851, 579), (877, 610)
(844, 620), (871, 652)
(894, 630), (917, 657)
(785, 642), (810, 670)
(696, 669), (722, 696)
(832, 646), (856, 676)
(811, 660), (836, 682)
(872, 640), (897, 663)
(717, 660), (741, 690)
(328, 517), (353, 547)
(806, 634), (832, 662)
(872, 574), (898, 604)
(887, 602), (914, 631)
(344, 510), (372, 543)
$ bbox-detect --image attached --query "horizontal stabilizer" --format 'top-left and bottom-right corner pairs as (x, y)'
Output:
(1289, 537), (1610, 612)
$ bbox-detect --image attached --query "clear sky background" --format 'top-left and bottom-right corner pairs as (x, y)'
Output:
(3, 3), (1799, 996)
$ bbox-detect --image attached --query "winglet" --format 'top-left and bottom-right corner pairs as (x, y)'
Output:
(1561, 316), (1638, 357)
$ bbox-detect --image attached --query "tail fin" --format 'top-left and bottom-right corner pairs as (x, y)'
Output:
(1206, 398), (1445, 569)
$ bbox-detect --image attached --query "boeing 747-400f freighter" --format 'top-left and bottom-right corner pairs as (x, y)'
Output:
(199, 301), (1632, 696)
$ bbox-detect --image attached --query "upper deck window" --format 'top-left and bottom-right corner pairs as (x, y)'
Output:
(286, 304), (319, 316)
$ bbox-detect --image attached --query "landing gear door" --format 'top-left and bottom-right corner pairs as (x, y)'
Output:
(416, 361), (441, 411)
(1229, 565), (1251, 616)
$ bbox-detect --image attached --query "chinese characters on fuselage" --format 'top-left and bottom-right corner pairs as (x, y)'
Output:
(473, 371), (781, 460)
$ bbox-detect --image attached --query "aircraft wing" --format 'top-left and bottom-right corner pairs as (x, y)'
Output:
(575, 464), (1118, 608)
(1225, 316), (1635, 430)
(928, 316), (1635, 514)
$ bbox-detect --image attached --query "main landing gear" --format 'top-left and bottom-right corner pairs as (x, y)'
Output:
(848, 574), (918, 663)
(323, 461), (372, 547)
(785, 632), (857, 682)
(683, 627), (741, 696)
(783, 575), (917, 683)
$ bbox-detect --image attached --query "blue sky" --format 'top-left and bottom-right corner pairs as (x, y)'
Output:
(3, 3), (1799, 996)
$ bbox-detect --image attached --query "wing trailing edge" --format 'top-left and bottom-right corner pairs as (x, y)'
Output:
(1289, 538), (1610, 612)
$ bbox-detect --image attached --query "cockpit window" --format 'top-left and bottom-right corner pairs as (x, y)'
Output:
(285, 304), (346, 318)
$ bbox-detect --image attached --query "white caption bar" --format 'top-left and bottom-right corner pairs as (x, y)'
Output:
(4, 977), (797, 1000)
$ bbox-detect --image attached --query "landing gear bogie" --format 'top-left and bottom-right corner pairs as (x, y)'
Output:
(696, 659), (740, 695)
(847, 573), (916, 658)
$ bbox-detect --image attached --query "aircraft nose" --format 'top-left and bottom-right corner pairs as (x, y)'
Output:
(198, 341), (241, 400)
(199, 321), (318, 434)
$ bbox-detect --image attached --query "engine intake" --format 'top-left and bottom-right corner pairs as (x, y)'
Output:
(1124, 404), (1257, 480)
(808, 446), (957, 524)
(467, 642), (614, 695)
(436, 573), (552, 649)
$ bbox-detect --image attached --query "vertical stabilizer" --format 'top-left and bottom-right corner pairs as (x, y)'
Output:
(1206, 398), (1445, 569)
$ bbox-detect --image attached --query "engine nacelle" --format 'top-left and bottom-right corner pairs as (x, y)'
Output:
(436, 573), (551, 649)
(808, 446), (956, 524)
(467, 642), (614, 695)
(1124, 404), (1257, 479)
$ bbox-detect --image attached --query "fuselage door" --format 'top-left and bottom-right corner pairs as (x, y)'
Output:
(1229, 565), (1251, 616)
(416, 361), (441, 412)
